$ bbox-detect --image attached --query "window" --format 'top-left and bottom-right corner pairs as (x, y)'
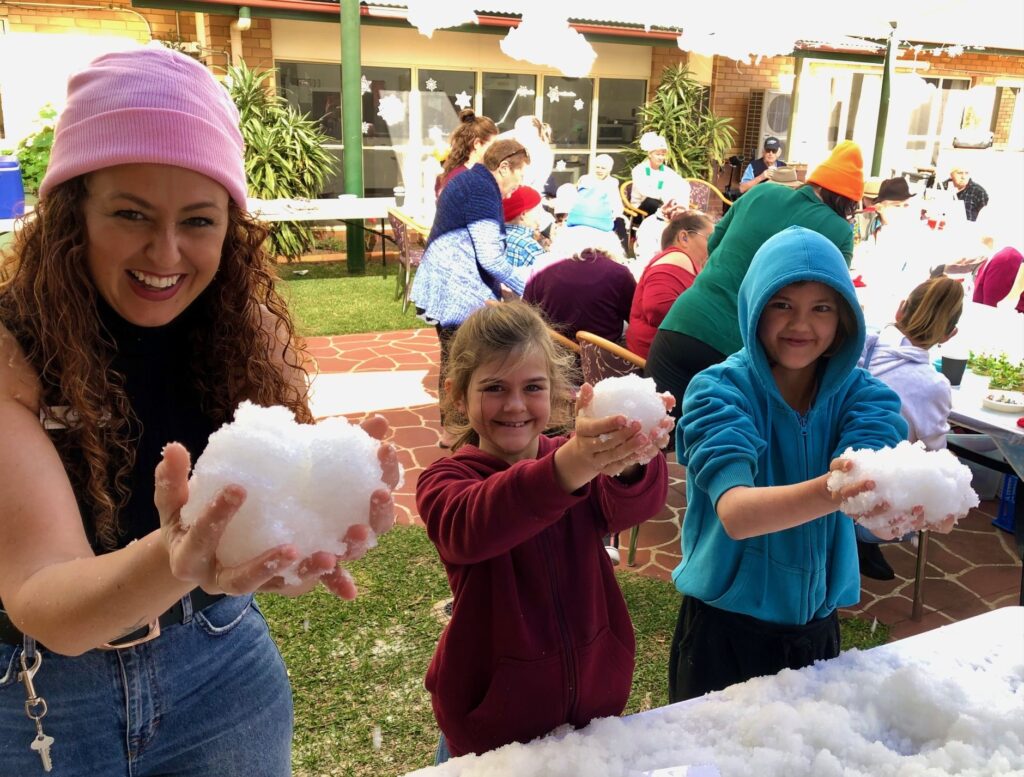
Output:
(544, 76), (593, 148)
(904, 77), (970, 164)
(276, 61), (342, 141)
(419, 69), (475, 144)
(596, 78), (645, 147)
(362, 66), (412, 147)
(483, 72), (537, 132)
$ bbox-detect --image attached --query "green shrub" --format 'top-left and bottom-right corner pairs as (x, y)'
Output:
(226, 62), (338, 261)
(7, 104), (58, 196)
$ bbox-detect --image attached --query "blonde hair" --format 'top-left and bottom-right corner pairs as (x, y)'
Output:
(442, 300), (577, 450)
(896, 277), (964, 350)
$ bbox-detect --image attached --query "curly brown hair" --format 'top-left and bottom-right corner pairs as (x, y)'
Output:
(0, 176), (312, 550)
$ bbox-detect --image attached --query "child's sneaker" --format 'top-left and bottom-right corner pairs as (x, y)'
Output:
(605, 545), (621, 565)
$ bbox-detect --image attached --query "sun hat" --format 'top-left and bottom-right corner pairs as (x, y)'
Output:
(863, 176), (883, 199)
(502, 185), (542, 222)
(639, 132), (668, 153)
(875, 177), (912, 203)
(806, 140), (864, 202)
(765, 166), (799, 187)
(39, 44), (247, 206)
(566, 189), (614, 232)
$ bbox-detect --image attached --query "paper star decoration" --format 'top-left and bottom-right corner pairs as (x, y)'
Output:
(361, 122), (372, 135)
(554, 160), (567, 172)
(360, 75), (372, 95)
(454, 90), (472, 110)
(547, 85), (561, 103)
(376, 94), (405, 126)
(425, 78), (438, 92)
(573, 98), (584, 111)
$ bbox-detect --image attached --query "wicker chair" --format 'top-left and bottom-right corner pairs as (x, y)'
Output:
(685, 178), (733, 215)
(386, 208), (427, 313)
(575, 330), (649, 566)
(619, 180), (649, 256)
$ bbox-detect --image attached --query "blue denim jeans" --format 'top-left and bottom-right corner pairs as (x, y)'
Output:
(434, 732), (451, 765)
(0, 595), (293, 777)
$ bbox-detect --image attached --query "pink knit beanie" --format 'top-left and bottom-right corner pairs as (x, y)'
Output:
(39, 45), (247, 206)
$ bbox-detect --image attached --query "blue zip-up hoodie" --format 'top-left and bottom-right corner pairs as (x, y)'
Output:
(672, 226), (908, 625)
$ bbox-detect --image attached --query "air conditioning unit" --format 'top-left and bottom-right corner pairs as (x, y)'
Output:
(759, 90), (793, 154)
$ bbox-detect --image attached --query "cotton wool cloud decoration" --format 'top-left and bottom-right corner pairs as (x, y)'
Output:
(827, 441), (979, 537)
(180, 402), (390, 582)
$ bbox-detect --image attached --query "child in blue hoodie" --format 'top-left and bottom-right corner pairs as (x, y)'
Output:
(667, 226), (942, 702)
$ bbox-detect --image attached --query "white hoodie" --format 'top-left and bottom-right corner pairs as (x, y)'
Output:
(859, 325), (951, 450)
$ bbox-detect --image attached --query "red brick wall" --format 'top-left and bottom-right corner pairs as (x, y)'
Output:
(649, 48), (689, 98)
(709, 55), (796, 156)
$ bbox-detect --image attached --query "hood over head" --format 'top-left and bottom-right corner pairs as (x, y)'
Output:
(738, 225), (864, 403)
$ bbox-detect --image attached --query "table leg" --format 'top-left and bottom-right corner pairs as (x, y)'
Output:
(911, 529), (929, 621)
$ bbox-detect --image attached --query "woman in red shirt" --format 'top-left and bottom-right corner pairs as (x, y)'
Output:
(627, 211), (714, 358)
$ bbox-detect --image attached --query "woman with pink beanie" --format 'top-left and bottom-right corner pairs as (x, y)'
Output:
(0, 45), (398, 775)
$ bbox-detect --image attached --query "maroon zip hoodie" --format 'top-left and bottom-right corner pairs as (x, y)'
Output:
(417, 435), (669, 757)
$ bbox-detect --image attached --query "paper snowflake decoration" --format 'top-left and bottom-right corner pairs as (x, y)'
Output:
(425, 78), (438, 92)
(361, 122), (372, 135)
(454, 90), (473, 110)
(555, 160), (567, 172)
(376, 94), (405, 126)
(360, 75), (372, 95)
(573, 98), (584, 111)
(547, 85), (561, 103)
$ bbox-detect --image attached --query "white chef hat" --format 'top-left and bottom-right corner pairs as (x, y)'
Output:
(639, 132), (668, 152)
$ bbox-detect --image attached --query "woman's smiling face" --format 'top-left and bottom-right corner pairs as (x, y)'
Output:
(83, 163), (229, 327)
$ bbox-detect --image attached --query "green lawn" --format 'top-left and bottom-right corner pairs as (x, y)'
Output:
(274, 260), (429, 337)
(259, 525), (888, 776)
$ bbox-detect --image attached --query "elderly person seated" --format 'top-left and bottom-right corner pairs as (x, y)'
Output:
(630, 132), (690, 218)
(578, 153), (627, 249)
(524, 191), (635, 344)
(626, 211), (714, 359)
(632, 197), (693, 268)
(855, 176), (915, 244)
(738, 136), (786, 195)
(945, 165), (989, 222)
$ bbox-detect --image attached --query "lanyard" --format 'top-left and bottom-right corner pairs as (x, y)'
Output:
(645, 164), (665, 191)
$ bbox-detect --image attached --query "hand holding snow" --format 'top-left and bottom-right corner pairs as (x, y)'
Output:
(180, 402), (390, 581)
(582, 374), (672, 439)
(827, 441), (979, 537)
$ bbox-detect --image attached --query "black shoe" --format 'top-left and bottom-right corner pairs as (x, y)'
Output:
(858, 540), (895, 581)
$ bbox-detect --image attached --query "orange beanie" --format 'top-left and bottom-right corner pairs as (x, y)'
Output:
(807, 140), (865, 201)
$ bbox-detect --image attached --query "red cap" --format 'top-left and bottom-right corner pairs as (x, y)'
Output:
(503, 186), (541, 222)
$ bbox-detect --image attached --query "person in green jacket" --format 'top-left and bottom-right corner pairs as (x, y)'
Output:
(646, 140), (865, 418)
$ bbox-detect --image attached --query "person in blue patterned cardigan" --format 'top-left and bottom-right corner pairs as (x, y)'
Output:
(411, 138), (531, 444)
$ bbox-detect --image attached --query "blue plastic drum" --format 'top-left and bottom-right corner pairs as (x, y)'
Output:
(0, 156), (26, 219)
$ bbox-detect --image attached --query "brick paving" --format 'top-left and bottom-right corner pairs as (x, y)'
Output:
(307, 329), (1022, 642)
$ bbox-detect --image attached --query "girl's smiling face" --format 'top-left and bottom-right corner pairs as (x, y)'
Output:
(757, 281), (840, 380)
(83, 163), (229, 327)
(457, 348), (552, 464)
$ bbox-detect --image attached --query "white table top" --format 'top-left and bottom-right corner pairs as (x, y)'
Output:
(949, 369), (1024, 479)
(246, 196), (396, 222)
(408, 607), (1024, 776)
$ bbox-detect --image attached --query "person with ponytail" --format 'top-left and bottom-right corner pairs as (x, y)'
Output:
(435, 108), (499, 199)
(855, 276), (965, 579)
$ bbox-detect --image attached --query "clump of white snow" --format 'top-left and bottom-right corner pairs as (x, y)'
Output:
(406, 610), (1024, 777)
(180, 402), (387, 580)
(826, 441), (979, 536)
(582, 374), (671, 440)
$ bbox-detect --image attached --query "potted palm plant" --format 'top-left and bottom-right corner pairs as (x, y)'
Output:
(623, 64), (735, 182)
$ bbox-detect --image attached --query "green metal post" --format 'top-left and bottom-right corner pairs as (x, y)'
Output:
(871, 22), (897, 177)
(340, 0), (365, 273)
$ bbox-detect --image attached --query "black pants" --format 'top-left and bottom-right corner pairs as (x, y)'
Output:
(645, 330), (727, 421)
(667, 596), (841, 703)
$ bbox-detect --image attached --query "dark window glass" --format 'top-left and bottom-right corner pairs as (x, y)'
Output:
(544, 76), (593, 148)
(361, 66), (412, 147)
(482, 72), (537, 132)
(596, 78), (645, 147)
(276, 60), (343, 141)
(419, 69), (475, 144)
(364, 149), (402, 198)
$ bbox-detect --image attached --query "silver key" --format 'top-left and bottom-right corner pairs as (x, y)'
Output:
(30, 732), (54, 772)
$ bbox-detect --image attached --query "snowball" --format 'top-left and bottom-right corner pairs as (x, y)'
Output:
(826, 441), (979, 536)
(180, 402), (387, 582)
(582, 374), (671, 439)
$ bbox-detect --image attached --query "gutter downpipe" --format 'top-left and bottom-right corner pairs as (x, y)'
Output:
(340, 0), (366, 273)
(871, 22), (897, 177)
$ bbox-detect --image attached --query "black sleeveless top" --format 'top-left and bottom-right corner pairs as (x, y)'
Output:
(61, 300), (219, 551)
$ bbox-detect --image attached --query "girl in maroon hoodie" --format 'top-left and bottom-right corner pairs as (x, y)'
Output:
(417, 300), (671, 762)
